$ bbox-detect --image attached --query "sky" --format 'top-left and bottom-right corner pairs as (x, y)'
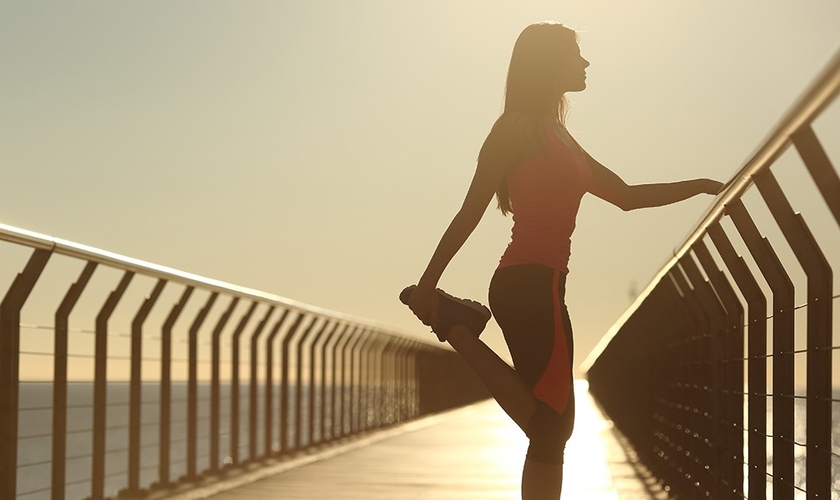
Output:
(2, 0), (839, 379)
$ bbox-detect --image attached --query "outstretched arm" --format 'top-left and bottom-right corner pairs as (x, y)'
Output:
(585, 151), (722, 211)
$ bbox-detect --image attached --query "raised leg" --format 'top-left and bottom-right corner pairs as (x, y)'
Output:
(445, 325), (566, 499)
(445, 325), (535, 430)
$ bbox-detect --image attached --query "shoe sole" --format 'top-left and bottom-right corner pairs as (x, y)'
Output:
(399, 285), (491, 341)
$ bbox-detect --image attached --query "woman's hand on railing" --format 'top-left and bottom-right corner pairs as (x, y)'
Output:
(699, 178), (725, 195)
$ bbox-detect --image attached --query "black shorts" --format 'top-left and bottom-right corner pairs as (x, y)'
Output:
(489, 264), (575, 464)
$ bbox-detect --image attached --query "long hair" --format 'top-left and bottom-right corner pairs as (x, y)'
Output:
(496, 22), (579, 215)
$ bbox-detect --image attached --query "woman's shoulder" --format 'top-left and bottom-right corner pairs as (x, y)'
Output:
(484, 112), (541, 148)
(479, 112), (542, 164)
(490, 111), (539, 137)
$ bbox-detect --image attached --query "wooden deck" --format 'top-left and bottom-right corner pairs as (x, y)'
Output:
(165, 381), (661, 500)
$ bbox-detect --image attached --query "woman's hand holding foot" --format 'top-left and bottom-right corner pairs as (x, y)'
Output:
(407, 283), (439, 329)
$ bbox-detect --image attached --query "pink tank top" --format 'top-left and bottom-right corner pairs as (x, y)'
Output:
(498, 123), (592, 273)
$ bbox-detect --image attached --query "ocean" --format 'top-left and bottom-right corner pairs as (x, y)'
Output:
(15, 381), (380, 500)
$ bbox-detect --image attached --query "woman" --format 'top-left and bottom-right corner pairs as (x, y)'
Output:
(403, 22), (722, 499)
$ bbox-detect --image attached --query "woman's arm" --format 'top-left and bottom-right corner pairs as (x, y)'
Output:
(408, 115), (525, 325)
(414, 178), (495, 291)
(585, 151), (722, 211)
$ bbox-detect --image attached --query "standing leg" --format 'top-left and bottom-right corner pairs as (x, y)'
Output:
(522, 459), (563, 499)
(486, 265), (576, 499)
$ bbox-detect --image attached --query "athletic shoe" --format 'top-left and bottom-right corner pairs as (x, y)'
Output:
(399, 285), (492, 341)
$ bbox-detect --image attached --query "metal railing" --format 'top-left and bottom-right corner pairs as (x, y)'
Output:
(0, 225), (488, 500)
(584, 47), (840, 499)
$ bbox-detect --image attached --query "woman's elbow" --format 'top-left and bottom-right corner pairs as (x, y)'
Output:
(594, 193), (635, 211)
(595, 185), (637, 211)
(453, 205), (485, 228)
(611, 193), (637, 211)
(619, 199), (641, 211)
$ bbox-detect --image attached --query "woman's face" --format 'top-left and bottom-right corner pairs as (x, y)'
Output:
(555, 42), (590, 93)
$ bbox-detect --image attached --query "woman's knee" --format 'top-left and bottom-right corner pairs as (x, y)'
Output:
(524, 401), (573, 465)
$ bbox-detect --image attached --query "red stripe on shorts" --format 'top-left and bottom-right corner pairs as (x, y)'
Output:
(531, 269), (572, 415)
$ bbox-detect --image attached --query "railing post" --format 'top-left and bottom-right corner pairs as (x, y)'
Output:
(753, 171), (833, 500)
(158, 286), (194, 487)
(667, 268), (720, 497)
(727, 199), (795, 498)
(248, 306), (275, 461)
(354, 331), (376, 432)
(263, 310), (290, 457)
(403, 340), (417, 421)
(374, 337), (393, 426)
(405, 341), (420, 419)
(363, 336), (384, 428)
(0, 248), (50, 500)
(708, 222), (768, 499)
(127, 279), (166, 497)
(652, 278), (702, 497)
(363, 335), (385, 429)
(401, 340), (417, 421)
(383, 338), (400, 426)
(348, 329), (370, 433)
(187, 292), (218, 480)
(646, 283), (681, 486)
(210, 297), (239, 472)
(690, 244), (746, 498)
(377, 338), (390, 427)
(52, 261), (96, 500)
(331, 326), (355, 437)
(793, 125), (840, 226)
(387, 338), (401, 424)
(390, 338), (407, 423)
(92, 271), (133, 500)
(346, 328), (367, 434)
(308, 320), (334, 444)
(414, 347), (429, 416)
(280, 314), (311, 452)
(277, 314), (300, 452)
(229, 301), (258, 466)
(320, 323), (345, 442)
(295, 318), (320, 448)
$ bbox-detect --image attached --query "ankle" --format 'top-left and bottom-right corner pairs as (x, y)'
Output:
(446, 324), (477, 347)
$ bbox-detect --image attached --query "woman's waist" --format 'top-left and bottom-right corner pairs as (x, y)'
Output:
(509, 223), (576, 240)
(498, 241), (572, 273)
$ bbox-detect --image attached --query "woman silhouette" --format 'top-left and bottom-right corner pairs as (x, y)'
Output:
(403, 22), (722, 499)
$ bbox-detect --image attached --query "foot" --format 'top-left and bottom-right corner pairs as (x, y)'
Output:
(399, 285), (492, 342)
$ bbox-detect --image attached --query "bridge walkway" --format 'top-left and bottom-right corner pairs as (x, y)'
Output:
(167, 381), (662, 500)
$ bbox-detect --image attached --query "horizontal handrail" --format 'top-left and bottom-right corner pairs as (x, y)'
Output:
(580, 46), (840, 374)
(0, 221), (419, 342)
